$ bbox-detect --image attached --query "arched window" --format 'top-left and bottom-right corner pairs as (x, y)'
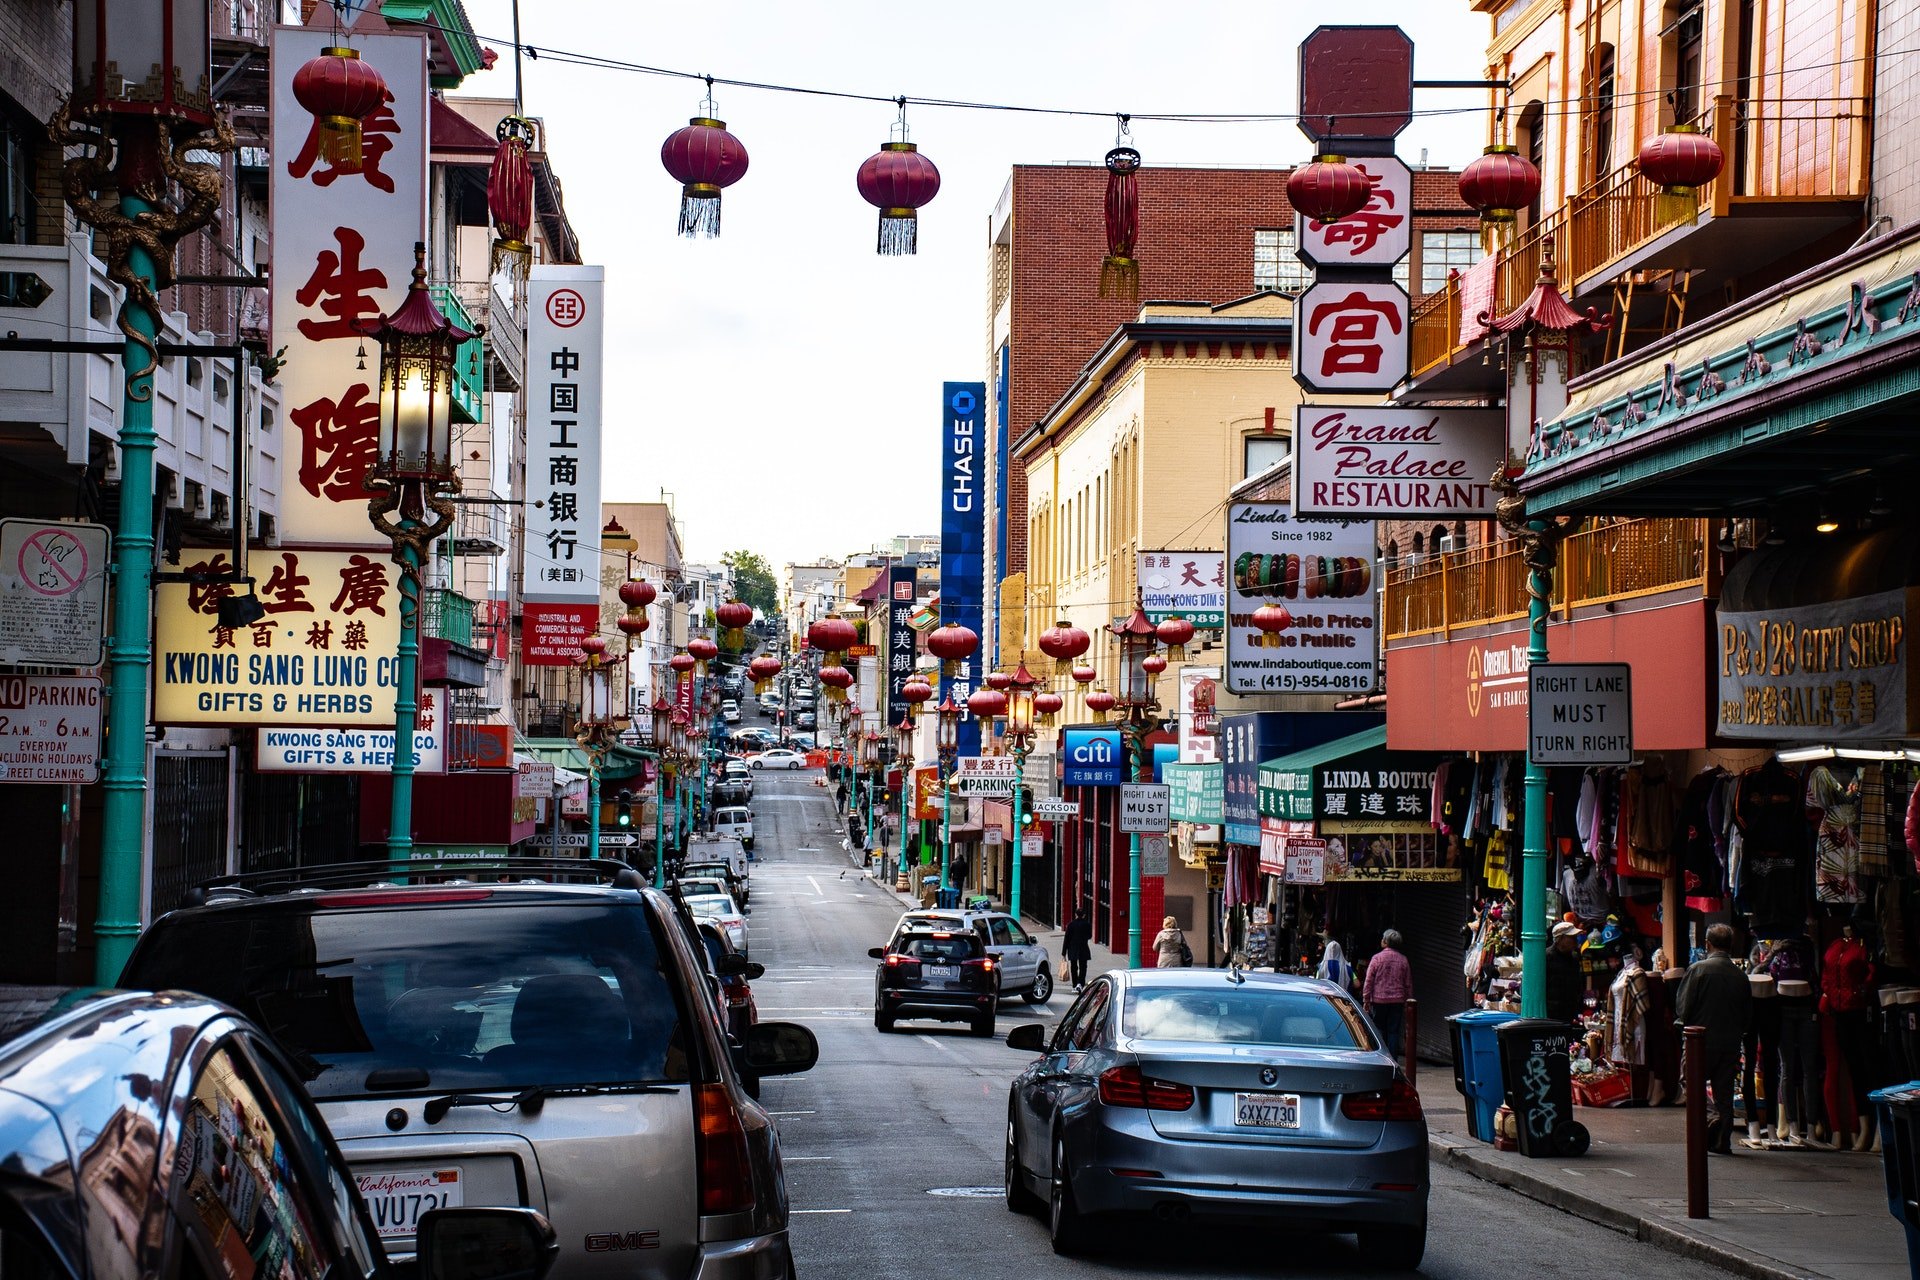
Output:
(1663, 1), (1704, 123)
(1588, 43), (1616, 183)
(1519, 102), (1546, 225)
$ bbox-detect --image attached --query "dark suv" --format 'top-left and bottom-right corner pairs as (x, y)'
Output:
(870, 929), (998, 1036)
(121, 858), (816, 1280)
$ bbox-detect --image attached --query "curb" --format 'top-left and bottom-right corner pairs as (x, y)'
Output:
(1429, 1136), (1828, 1280)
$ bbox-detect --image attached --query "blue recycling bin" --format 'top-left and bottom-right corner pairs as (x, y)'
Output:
(935, 886), (962, 909)
(1870, 1083), (1920, 1280)
(1448, 1009), (1521, 1143)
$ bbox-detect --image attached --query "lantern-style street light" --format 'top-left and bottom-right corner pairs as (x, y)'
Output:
(1109, 600), (1164, 966)
(894, 712), (917, 886)
(935, 694), (961, 891)
(363, 244), (476, 860)
(1003, 662), (1042, 916)
(59, 0), (236, 981)
(649, 691), (674, 885)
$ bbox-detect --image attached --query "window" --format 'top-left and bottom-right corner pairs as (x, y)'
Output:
(1667, 2), (1705, 124)
(1589, 44), (1617, 181)
(1420, 231), (1481, 295)
(0, 111), (34, 246)
(1253, 229), (1311, 294)
(1244, 434), (1289, 479)
(1124, 987), (1377, 1049)
(1519, 102), (1547, 225)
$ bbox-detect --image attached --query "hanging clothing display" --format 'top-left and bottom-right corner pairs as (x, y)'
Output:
(1736, 758), (1811, 936)
(1806, 764), (1864, 905)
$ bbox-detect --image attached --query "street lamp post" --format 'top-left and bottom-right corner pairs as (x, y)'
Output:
(894, 714), (916, 885)
(575, 639), (622, 860)
(58, 0), (234, 981)
(935, 695), (959, 893)
(1110, 602), (1161, 968)
(649, 692), (672, 886)
(1005, 662), (1040, 918)
(363, 245), (474, 861)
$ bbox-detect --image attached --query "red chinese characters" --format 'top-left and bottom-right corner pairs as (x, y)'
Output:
(1294, 281), (1409, 391)
(291, 383), (379, 501)
(1296, 158), (1412, 268)
(287, 95), (399, 192)
(295, 227), (388, 342)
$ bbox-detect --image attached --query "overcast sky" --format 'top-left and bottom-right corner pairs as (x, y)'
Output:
(453, 2), (1491, 568)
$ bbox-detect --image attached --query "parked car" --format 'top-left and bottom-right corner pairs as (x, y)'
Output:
(712, 780), (753, 810)
(734, 727), (776, 751)
(894, 908), (1053, 1003)
(749, 749), (807, 770)
(1002, 969), (1427, 1264)
(757, 693), (786, 714)
(713, 804), (755, 850)
(870, 928), (998, 1036)
(685, 890), (749, 955)
(683, 857), (749, 906)
(796, 711), (817, 730)
(121, 857), (817, 1280)
(786, 732), (816, 751)
(721, 701), (741, 724)
(685, 834), (750, 883)
(697, 920), (763, 1042)
(0, 984), (560, 1280)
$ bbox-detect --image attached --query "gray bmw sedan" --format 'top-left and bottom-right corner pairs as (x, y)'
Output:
(1003, 967), (1428, 1267)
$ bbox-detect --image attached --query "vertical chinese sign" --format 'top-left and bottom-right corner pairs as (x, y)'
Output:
(270, 26), (428, 546)
(886, 563), (918, 718)
(522, 267), (605, 664)
(940, 382), (986, 757)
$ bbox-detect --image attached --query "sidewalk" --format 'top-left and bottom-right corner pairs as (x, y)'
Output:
(1419, 1079), (1908, 1280)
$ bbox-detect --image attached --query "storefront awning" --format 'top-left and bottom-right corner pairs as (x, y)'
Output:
(517, 738), (654, 784)
(1257, 726), (1388, 823)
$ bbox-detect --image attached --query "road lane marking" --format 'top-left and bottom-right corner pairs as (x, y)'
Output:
(767, 1110), (816, 1116)
(916, 1034), (956, 1056)
(806, 876), (823, 895)
(783, 1156), (833, 1161)
(789, 1209), (852, 1215)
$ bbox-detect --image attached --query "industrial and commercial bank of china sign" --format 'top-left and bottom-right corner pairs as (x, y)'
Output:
(1293, 407), (1504, 519)
(522, 268), (605, 664)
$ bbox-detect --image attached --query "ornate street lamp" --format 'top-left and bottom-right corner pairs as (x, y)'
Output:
(1004, 662), (1042, 916)
(363, 244), (475, 860)
(649, 691), (674, 885)
(935, 693), (961, 892)
(893, 711), (917, 887)
(574, 639), (623, 861)
(59, 0), (236, 982)
(1109, 599), (1164, 966)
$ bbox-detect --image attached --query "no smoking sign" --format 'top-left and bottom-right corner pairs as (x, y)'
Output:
(0, 520), (110, 667)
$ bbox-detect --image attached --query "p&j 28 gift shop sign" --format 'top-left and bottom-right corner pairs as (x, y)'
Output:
(1718, 588), (1910, 739)
(156, 549), (404, 727)
(1292, 407), (1503, 519)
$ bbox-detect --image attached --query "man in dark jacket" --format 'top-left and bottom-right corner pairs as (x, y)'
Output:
(1544, 921), (1585, 1023)
(1677, 922), (1754, 1153)
(1063, 906), (1094, 990)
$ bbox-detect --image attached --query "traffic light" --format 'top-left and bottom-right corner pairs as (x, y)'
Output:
(1019, 787), (1035, 826)
(616, 790), (633, 827)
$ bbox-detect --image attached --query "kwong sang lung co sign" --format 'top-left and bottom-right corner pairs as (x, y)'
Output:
(1292, 406), (1504, 519)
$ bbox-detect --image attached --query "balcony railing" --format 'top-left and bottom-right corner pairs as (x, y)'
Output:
(430, 284), (485, 424)
(423, 586), (478, 648)
(1409, 95), (1868, 379)
(1384, 518), (1709, 641)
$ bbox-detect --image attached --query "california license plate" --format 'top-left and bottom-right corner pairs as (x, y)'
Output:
(925, 965), (957, 980)
(356, 1167), (462, 1238)
(1234, 1093), (1301, 1129)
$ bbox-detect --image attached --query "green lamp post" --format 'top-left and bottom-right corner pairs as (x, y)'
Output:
(1110, 601), (1162, 968)
(58, 0), (235, 982)
(935, 693), (960, 892)
(894, 712), (917, 885)
(1004, 662), (1040, 917)
(364, 245), (473, 861)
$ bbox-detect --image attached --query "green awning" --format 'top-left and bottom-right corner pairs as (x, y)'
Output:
(518, 738), (656, 784)
(1257, 726), (1389, 824)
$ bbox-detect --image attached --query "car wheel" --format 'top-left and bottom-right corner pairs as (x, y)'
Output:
(789, 760), (801, 770)
(873, 1009), (894, 1033)
(1356, 1220), (1426, 1271)
(1049, 1134), (1090, 1256)
(972, 1014), (995, 1038)
(1005, 1113), (1043, 1215)
(1025, 966), (1054, 1004)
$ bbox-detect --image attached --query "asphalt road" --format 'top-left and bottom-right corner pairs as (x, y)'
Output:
(736, 759), (1737, 1278)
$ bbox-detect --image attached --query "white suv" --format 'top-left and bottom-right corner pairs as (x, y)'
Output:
(891, 908), (1053, 1003)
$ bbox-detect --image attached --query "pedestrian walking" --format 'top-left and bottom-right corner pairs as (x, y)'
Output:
(1545, 921), (1585, 1023)
(1153, 916), (1192, 968)
(1316, 940), (1355, 991)
(1063, 906), (1093, 990)
(1676, 922), (1754, 1154)
(1363, 930), (1413, 1060)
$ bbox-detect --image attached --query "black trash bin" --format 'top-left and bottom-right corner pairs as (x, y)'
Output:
(1495, 1019), (1590, 1159)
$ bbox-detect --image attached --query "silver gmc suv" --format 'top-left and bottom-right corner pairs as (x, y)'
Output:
(123, 857), (816, 1280)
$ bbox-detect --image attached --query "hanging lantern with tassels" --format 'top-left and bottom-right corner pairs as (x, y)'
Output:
(687, 635), (719, 675)
(488, 115), (536, 279)
(292, 46), (387, 172)
(1253, 604), (1295, 648)
(1071, 662), (1097, 686)
(1155, 616), (1195, 662)
(857, 99), (940, 256)
(1286, 153), (1373, 225)
(967, 687), (1008, 721)
(818, 663), (855, 703)
(1033, 689), (1064, 726)
(1037, 618), (1091, 676)
(1085, 686), (1116, 724)
(926, 621), (978, 680)
(1100, 126), (1141, 301)
(716, 600), (754, 651)
(1459, 142), (1541, 226)
(748, 653), (782, 695)
(669, 652), (697, 678)
(617, 614), (649, 638)
(1638, 124), (1724, 226)
(660, 82), (748, 238)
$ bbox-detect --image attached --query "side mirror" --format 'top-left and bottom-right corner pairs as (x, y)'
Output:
(867, 946), (886, 959)
(1005, 1023), (1048, 1052)
(416, 1208), (558, 1280)
(745, 1020), (819, 1076)
(717, 953), (751, 977)
(746, 961), (766, 980)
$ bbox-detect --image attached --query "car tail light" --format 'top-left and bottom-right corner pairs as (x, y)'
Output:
(1097, 1066), (1194, 1111)
(884, 953), (915, 967)
(1341, 1078), (1424, 1122)
(692, 1083), (754, 1215)
(963, 957), (995, 973)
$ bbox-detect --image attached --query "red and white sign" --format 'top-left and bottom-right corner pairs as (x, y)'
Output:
(1283, 838), (1328, 885)
(1292, 281), (1409, 392)
(1298, 26), (1414, 142)
(270, 26), (428, 545)
(1295, 157), (1411, 269)
(0, 675), (101, 784)
(1293, 406), (1504, 518)
(523, 602), (599, 666)
(1178, 667), (1222, 763)
(1257, 817), (1317, 876)
(522, 266), (604, 662)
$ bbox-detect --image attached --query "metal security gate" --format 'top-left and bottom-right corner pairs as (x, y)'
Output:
(148, 750), (231, 919)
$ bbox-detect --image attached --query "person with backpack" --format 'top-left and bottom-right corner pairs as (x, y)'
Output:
(1154, 916), (1192, 967)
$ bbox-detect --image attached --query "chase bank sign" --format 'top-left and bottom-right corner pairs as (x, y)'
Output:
(1062, 727), (1124, 787)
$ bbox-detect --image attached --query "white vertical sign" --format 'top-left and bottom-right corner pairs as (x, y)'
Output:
(270, 26), (428, 545)
(522, 268), (605, 663)
(1294, 156), (1413, 269)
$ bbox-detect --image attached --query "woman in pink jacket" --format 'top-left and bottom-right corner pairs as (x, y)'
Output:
(1363, 930), (1413, 1060)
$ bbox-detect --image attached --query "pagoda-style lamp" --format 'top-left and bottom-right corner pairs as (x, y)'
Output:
(1108, 600), (1163, 966)
(1003, 662), (1043, 914)
(935, 693), (961, 891)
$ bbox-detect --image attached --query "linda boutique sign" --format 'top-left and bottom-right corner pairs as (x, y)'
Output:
(1717, 588), (1910, 739)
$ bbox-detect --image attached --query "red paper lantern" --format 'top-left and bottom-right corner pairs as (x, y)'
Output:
(669, 652), (697, 675)
(856, 141), (941, 256)
(749, 654), (782, 694)
(717, 599), (754, 650)
(1033, 690), (1064, 724)
(1084, 687), (1117, 721)
(1286, 154), (1373, 225)
(900, 676), (934, 706)
(818, 664), (854, 703)
(618, 578), (657, 609)
(927, 622), (979, 679)
(617, 614), (649, 637)
(967, 687), (1008, 720)
(1037, 619), (1092, 674)
(579, 635), (608, 660)
(488, 116), (536, 277)
(1638, 125), (1724, 222)
(1459, 143), (1541, 224)
(1100, 145), (1141, 301)
(1155, 616), (1195, 660)
(1252, 604), (1295, 647)
(1142, 653), (1168, 677)
(687, 636), (719, 668)
(808, 614), (858, 655)
(292, 47), (388, 172)
(661, 116), (749, 237)
(985, 670), (1012, 692)
(1071, 662), (1097, 686)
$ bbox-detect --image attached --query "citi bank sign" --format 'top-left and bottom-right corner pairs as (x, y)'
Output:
(1063, 727), (1124, 787)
